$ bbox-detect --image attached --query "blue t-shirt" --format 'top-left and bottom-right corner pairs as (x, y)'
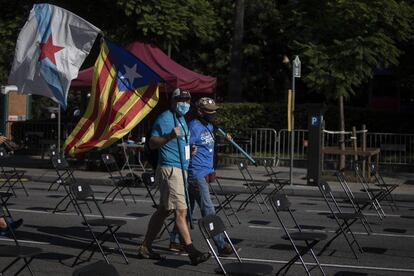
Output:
(151, 110), (190, 169)
(188, 119), (215, 178)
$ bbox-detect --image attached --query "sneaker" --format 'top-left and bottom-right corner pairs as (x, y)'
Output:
(218, 244), (240, 257)
(0, 218), (23, 235)
(188, 251), (211, 266)
(169, 242), (186, 252)
(10, 219), (23, 230)
(137, 245), (162, 260)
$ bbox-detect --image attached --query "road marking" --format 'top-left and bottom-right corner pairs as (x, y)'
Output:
(94, 197), (152, 203)
(248, 225), (414, 238)
(0, 237), (50, 245)
(304, 209), (401, 217)
(222, 256), (414, 273)
(9, 208), (138, 220)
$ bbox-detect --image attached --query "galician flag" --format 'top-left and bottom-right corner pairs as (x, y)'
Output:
(8, 3), (101, 109)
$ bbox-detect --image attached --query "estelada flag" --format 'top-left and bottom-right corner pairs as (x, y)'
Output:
(8, 3), (101, 109)
(64, 39), (163, 156)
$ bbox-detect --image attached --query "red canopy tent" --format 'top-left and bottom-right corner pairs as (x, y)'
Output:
(71, 41), (216, 93)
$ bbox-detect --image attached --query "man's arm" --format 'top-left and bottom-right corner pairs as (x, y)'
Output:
(149, 126), (180, 150)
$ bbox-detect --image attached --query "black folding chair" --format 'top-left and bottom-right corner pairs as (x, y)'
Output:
(70, 182), (128, 266)
(262, 158), (289, 199)
(335, 170), (373, 233)
(0, 208), (42, 276)
(0, 149), (29, 197)
(51, 156), (82, 214)
(354, 163), (386, 219)
(370, 163), (399, 210)
(209, 177), (241, 227)
(270, 194), (327, 276)
(72, 260), (120, 276)
(101, 154), (136, 205)
(317, 180), (364, 259)
(237, 162), (270, 213)
(47, 149), (64, 191)
(199, 214), (273, 275)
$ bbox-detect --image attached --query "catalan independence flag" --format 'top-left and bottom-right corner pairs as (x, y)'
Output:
(64, 39), (163, 156)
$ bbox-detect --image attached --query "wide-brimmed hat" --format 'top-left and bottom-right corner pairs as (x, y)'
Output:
(196, 97), (219, 112)
(172, 88), (191, 100)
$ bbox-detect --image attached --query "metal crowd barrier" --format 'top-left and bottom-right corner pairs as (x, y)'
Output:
(9, 121), (414, 166)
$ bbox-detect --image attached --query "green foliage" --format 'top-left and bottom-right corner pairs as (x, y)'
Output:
(115, 0), (218, 48)
(284, 0), (414, 100)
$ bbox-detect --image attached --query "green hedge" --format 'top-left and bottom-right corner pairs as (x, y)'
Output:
(215, 102), (414, 134)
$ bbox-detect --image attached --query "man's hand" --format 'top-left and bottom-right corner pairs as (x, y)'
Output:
(170, 126), (180, 139)
(225, 133), (233, 142)
(191, 144), (197, 156)
(0, 136), (7, 145)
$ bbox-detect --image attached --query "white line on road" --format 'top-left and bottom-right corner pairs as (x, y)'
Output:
(9, 208), (138, 220)
(222, 256), (414, 273)
(0, 237), (50, 245)
(248, 225), (414, 238)
(304, 209), (401, 217)
(94, 197), (153, 203)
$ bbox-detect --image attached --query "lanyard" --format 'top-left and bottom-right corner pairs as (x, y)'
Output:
(173, 112), (188, 144)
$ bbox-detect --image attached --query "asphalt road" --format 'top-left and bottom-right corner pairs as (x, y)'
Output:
(2, 179), (414, 276)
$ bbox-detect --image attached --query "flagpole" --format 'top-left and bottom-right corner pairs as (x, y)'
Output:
(58, 103), (61, 154)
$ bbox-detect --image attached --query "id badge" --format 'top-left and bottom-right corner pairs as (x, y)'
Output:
(185, 145), (190, 160)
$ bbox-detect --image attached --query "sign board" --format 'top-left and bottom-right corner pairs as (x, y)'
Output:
(293, 56), (301, 78)
(8, 115), (26, 121)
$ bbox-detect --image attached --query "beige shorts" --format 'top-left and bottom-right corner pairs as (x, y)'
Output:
(156, 166), (187, 210)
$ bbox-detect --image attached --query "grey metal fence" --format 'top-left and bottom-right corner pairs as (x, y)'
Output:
(216, 128), (278, 160)
(9, 120), (414, 166)
(278, 129), (308, 161)
(367, 132), (414, 165)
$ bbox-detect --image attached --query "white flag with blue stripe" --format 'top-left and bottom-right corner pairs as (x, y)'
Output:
(8, 4), (101, 109)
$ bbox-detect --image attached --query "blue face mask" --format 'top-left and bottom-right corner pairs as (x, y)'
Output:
(176, 102), (190, 116)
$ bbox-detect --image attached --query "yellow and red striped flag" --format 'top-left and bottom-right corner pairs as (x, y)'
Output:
(64, 39), (163, 156)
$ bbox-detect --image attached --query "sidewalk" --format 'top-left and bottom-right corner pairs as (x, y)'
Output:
(3, 154), (414, 201)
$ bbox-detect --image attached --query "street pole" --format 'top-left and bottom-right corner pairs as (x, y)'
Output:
(58, 104), (61, 154)
(290, 56), (301, 185)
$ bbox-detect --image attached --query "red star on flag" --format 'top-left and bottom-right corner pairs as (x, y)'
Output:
(38, 34), (64, 65)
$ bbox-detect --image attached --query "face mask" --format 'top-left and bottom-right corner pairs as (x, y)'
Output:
(176, 102), (190, 116)
(203, 114), (216, 123)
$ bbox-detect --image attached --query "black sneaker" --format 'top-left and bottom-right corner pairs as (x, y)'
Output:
(10, 219), (23, 230)
(137, 245), (162, 260)
(188, 251), (211, 266)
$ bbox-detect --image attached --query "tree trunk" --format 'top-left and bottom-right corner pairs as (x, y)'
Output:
(339, 95), (346, 169)
(228, 0), (245, 102)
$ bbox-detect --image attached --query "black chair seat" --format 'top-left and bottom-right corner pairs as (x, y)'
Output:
(360, 188), (382, 193)
(212, 189), (239, 196)
(375, 183), (398, 188)
(243, 182), (269, 187)
(343, 197), (371, 204)
(0, 191), (13, 198)
(83, 218), (127, 227)
(3, 169), (26, 174)
(283, 232), (327, 241)
(0, 245), (42, 257)
(108, 176), (135, 182)
(72, 260), (119, 276)
(329, 212), (362, 220)
(215, 262), (273, 276)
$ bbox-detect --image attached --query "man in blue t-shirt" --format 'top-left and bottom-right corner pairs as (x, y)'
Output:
(138, 89), (210, 265)
(169, 97), (240, 256)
